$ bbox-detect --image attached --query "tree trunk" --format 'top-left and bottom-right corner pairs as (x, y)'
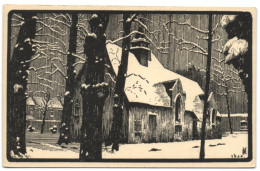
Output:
(79, 14), (109, 161)
(111, 14), (132, 152)
(7, 13), (37, 159)
(224, 82), (233, 134)
(199, 13), (212, 160)
(41, 110), (47, 134)
(58, 13), (78, 145)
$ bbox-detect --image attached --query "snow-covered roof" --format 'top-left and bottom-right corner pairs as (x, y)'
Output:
(219, 113), (248, 118)
(26, 115), (35, 120)
(33, 97), (63, 109)
(106, 42), (204, 108)
(26, 97), (36, 106)
(49, 97), (63, 109)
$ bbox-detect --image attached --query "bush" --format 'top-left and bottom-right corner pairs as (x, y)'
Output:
(205, 124), (224, 139)
(182, 128), (191, 141)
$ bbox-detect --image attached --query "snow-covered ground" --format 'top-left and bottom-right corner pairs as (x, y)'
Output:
(103, 132), (248, 159)
(26, 132), (248, 159)
(27, 145), (79, 159)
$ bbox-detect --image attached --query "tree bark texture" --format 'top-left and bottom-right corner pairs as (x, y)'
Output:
(7, 13), (37, 159)
(199, 14), (212, 160)
(58, 13), (78, 145)
(79, 14), (109, 161)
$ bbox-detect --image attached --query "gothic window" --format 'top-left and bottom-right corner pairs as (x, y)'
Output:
(74, 100), (80, 117)
(175, 95), (181, 122)
(212, 109), (216, 124)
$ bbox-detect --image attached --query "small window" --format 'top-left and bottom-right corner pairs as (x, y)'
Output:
(206, 110), (210, 124)
(134, 120), (142, 133)
(175, 95), (181, 122)
(240, 120), (248, 130)
(75, 102), (80, 116)
(175, 125), (182, 136)
(212, 109), (216, 123)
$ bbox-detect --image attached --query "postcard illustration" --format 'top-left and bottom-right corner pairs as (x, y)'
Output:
(3, 5), (256, 167)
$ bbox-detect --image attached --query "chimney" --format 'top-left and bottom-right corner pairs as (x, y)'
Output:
(130, 27), (150, 67)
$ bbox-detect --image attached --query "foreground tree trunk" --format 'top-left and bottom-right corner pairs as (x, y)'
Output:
(7, 13), (37, 159)
(79, 14), (109, 161)
(199, 13), (212, 159)
(58, 13), (78, 145)
(111, 13), (136, 152)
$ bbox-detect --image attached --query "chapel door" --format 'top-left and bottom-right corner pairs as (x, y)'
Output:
(192, 119), (198, 140)
(149, 115), (157, 143)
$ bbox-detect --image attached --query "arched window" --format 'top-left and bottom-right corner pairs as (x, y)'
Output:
(206, 110), (210, 124)
(74, 99), (80, 117)
(175, 95), (181, 122)
(212, 109), (216, 124)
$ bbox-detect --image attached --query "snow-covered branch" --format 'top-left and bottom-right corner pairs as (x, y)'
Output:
(71, 53), (85, 61)
(179, 46), (208, 56)
(51, 57), (67, 66)
(165, 19), (209, 34)
(51, 13), (71, 24)
(127, 14), (139, 23)
(51, 62), (66, 78)
(176, 38), (208, 55)
(105, 73), (116, 83)
(36, 33), (68, 50)
(36, 75), (66, 88)
(28, 82), (54, 90)
(36, 20), (67, 36)
(73, 60), (85, 67)
(38, 16), (71, 27)
(212, 56), (225, 63)
(13, 13), (24, 21)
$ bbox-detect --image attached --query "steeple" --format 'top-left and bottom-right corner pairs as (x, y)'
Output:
(130, 27), (151, 67)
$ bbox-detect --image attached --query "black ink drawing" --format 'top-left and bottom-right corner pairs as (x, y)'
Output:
(5, 8), (253, 163)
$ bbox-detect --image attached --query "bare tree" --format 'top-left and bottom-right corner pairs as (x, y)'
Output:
(110, 13), (138, 152)
(200, 14), (213, 159)
(211, 57), (245, 134)
(7, 12), (37, 159)
(32, 91), (53, 134)
(58, 12), (78, 145)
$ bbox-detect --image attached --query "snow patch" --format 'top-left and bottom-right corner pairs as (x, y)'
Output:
(26, 97), (36, 106)
(64, 91), (70, 96)
(220, 15), (237, 28)
(224, 39), (248, 63)
(13, 84), (23, 93)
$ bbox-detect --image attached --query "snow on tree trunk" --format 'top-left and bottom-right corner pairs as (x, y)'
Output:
(79, 14), (109, 161)
(199, 14), (213, 160)
(221, 13), (252, 156)
(111, 14), (137, 152)
(58, 13), (78, 145)
(7, 13), (37, 159)
(221, 13), (252, 97)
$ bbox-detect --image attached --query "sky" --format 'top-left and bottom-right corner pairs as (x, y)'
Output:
(0, 0), (259, 170)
